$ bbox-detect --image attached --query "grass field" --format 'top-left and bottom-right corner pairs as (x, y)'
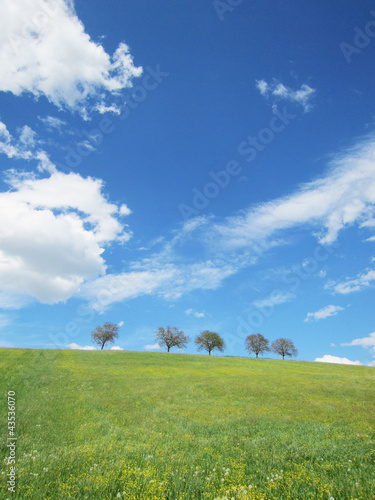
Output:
(0, 348), (374, 500)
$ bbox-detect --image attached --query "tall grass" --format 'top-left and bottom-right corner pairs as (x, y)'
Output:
(1, 349), (374, 499)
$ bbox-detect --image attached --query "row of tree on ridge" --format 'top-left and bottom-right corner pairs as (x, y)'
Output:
(91, 323), (298, 360)
(156, 327), (298, 359)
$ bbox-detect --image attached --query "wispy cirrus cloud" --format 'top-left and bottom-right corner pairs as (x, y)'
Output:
(82, 134), (375, 311)
(304, 304), (344, 322)
(81, 260), (237, 312)
(253, 291), (295, 309)
(256, 79), (316, 112)
(0, 0), (142, 117)
(38, 116), (67, 132)
(209, 135), (375, 252)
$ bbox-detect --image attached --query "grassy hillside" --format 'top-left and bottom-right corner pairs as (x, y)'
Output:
(0, 348), (374, 499)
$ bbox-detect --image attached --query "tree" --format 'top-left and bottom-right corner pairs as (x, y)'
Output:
(194, 330), (225, 356)
(91, 322), (119, 350)
(245, 333), (270, 358)
(271, 338), (298, 360)
(155, 326), (189, 353)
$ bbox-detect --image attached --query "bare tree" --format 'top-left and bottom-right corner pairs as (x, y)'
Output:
(245, 333), (270, 358)
(91, 322), (119, 350)
(155, 327), (189, 353)
(194, 331), (225, 355)
(271, 338), (298, 360)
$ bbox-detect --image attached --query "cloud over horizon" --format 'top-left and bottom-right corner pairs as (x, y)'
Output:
(315, 354), (362, 366)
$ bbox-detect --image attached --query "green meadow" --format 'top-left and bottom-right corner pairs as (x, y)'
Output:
(0, 348), (374, 500)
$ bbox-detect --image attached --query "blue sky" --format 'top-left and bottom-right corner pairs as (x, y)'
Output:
(1, 0), (375, 366)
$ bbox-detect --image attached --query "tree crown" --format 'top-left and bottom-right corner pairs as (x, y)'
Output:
(194, 330), (225, 355)
(91, 322), (119, 350)
(245, 333), (270, 357)
(271, 338), (298, 359)
(155, 326), (189, 352)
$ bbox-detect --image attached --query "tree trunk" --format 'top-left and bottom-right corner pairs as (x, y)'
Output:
(282, 354), (285, 359)
(209, 350), (211, 355)
(256, 353), (258, 358)
(167, 346), (170, 352)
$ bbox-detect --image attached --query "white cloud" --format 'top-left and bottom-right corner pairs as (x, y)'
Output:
(0, 0), (142, 116)
(144, 343), (161, 351)
(0, 121), (37, 160)
(327, 268), (375, 294)
(185, 308), (205, 318)
(341, 332), (375, 355)
(256, 79), (316, 112)
(81, 268), (178, 310)
(110, 346), (123, 351)
(82, 259), (237, 311)
(317, 270), (327, 278)
(304, 304), (344, 322)
(211, 135), (375, 251)
(315, 355), (362, 366)
(0, 121), (58, 175)
(368, 360), (375, 367)
(95, 104), (121, 115)
(38, 116), (67, 131)
(67, 343), (96, 350)
(0, 169), (131, 305)
(253, 291), (295, 309)
(118, 321), (124, 327)
(77, 134), (375, 311)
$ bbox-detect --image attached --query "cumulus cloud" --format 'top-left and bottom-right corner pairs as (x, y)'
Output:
(315, 355), (362, 366)
(210, 135), (375, 251)
(304, 304), (344, 322)
(327, 268), (375, 294)
(185, 308), (205, 318)
(67, 343), (96, 350)
(0, 169), (131, 306)
(144, 343), (161, 351)
(110, 346), (123, 351)
(256, 79), (316, 112)
(0, 0), (142, 116)
(341, 332), (375, 355)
